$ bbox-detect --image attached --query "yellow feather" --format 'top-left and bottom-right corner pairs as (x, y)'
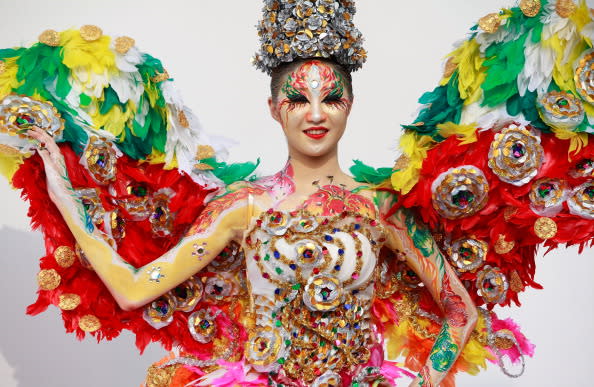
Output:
(0, 57), (22, 100)
(91, 105), (130, 137)
(570, 1), (593, 32)
(437, 122), (478, 145)
(60, 29), (116, 73)
(552, 127), (589, 157)
(0, 152), (24, 182)
(391, 133), (434, 194)
(441, 39), (486, 105)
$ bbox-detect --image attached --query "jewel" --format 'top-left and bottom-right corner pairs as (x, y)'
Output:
(432, 166), (489, 219)
(324, 235), (333, 241)
(511, 143), (525, 159)
(78, 315), (101, 332)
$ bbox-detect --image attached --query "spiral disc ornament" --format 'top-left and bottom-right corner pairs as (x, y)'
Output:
(488, 124), (544, 186)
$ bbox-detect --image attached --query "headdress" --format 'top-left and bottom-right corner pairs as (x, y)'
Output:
(252, 0), (366, 74)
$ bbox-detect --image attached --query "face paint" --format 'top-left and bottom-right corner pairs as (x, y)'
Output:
(273, 60), (352, 160)
(278, 60), (351, 116)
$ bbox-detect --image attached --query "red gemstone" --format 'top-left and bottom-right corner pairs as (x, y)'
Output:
(356, 251), (363, 257)
(370, 220), (377, 226)
(267, 208), (274, 214)
(313, 268), (320, 274)
(254, 255), (260, 261)
(263, 273), (270, 279)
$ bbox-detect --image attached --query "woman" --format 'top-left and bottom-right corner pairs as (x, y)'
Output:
(2, 1), (593, 387)
(26, 52), (478, 385)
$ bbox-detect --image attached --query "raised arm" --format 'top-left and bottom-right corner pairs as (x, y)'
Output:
(29, 127), (251, 311)
(378, 191), (478, 387)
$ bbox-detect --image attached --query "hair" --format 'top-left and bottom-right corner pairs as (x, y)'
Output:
(270, 58), (353, 103)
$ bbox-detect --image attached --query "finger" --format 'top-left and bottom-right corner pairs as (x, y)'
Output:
(27, 129), (61, 156)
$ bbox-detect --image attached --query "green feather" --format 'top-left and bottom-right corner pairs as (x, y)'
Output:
(349, 159), (392, 185)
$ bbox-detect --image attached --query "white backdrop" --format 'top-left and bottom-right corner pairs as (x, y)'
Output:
(0, 0), (593, 386)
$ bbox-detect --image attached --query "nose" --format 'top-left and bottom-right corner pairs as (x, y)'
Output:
(306, 100), (327, 124)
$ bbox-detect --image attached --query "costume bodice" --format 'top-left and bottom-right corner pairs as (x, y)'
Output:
(242, 208), (386, 385)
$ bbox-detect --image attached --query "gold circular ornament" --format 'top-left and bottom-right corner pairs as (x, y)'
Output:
(0, 60), (5, 75)
(39, 29), (60, 46)
(79, 314), (101, 332)
(494, 234), (515, 255)
(37, 269), (61, 290)
(443, 57), (457, 78)
(479, 13), (501, 34)
(54, 246), (76, 268)
(575, 50), (594, 104)
(556, 0), (576, 18)
(303, 274), (344, 311)
(80, 25), (103, 42)
(534, 217), (557, 239)
(114, 36), (135, 54)
(145, 364), (175, 387)
(520, 0), (541, 17)
(431, 165), (489, 219)
(58, 293), (81, 310)
(488, 124), (544, 186)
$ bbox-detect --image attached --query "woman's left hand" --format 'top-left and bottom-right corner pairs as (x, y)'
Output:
(27, 126), (71, 195)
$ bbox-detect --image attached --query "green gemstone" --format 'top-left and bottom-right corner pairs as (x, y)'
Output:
(277, 357), (285, 365)
(291, 283), (301, 290)
(275, 320), (282, 327)
(275, 267), (283, 274)
(285, 339), (291, 346)
(320, 340), (326, 347)
(264, 254), (270, 261)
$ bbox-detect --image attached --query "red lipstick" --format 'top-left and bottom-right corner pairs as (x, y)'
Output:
(303, 126), (329, 140)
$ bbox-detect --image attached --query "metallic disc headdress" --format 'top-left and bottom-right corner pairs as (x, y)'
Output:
(253, 0), (366, 74)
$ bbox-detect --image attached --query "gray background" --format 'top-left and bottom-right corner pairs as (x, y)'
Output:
(0, 0), (593, 386)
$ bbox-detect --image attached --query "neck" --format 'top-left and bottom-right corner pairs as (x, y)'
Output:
(285, 148), (346, 186)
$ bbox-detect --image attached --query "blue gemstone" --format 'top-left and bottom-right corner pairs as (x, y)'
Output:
(338, 249), (344, 255)
(344, 304), (352, 310)
(334, 265), (341, 271)
(275, 288), (281, 295)
(289, 264), (297, 270)
(354, 224), (361, 230)
(274, 251), (280, 259)
(352, 289), (359, 295)
(333, 228), (339, 233)
(325, 235), (333, 241)
(354, 323), (360, 329)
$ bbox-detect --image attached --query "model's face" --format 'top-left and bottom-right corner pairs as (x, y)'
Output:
(270, 60), (352, 159)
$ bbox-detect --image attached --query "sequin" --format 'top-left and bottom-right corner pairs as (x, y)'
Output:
(448, 238), (488, 272)
(82, 136), (117, 185)
(431, 165), (489, 219)
(476, 266), (508, 304)
(114, 36), (135, 54)
(172, 278), (203, 312)
(58, 293), (81, 310)
(538, 91), (584, 131)
(79, 25), (103, 41)
(479, 13), (501, 34)
(520, 0), (541, 17)
(488, 124), (543, 186)
(38, 29), (60, 46)
(568, 181), (594, 219)
(188, 309), (219, 343)
(0, 94), (64, 153)
(529, 178), (568, 216)
(143, 294), (176, 329)
(533, 217), (557, 239)
(575, 49), (594, 104)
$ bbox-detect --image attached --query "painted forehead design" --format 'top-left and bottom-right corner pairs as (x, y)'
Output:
(282, 60), (344, 99)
